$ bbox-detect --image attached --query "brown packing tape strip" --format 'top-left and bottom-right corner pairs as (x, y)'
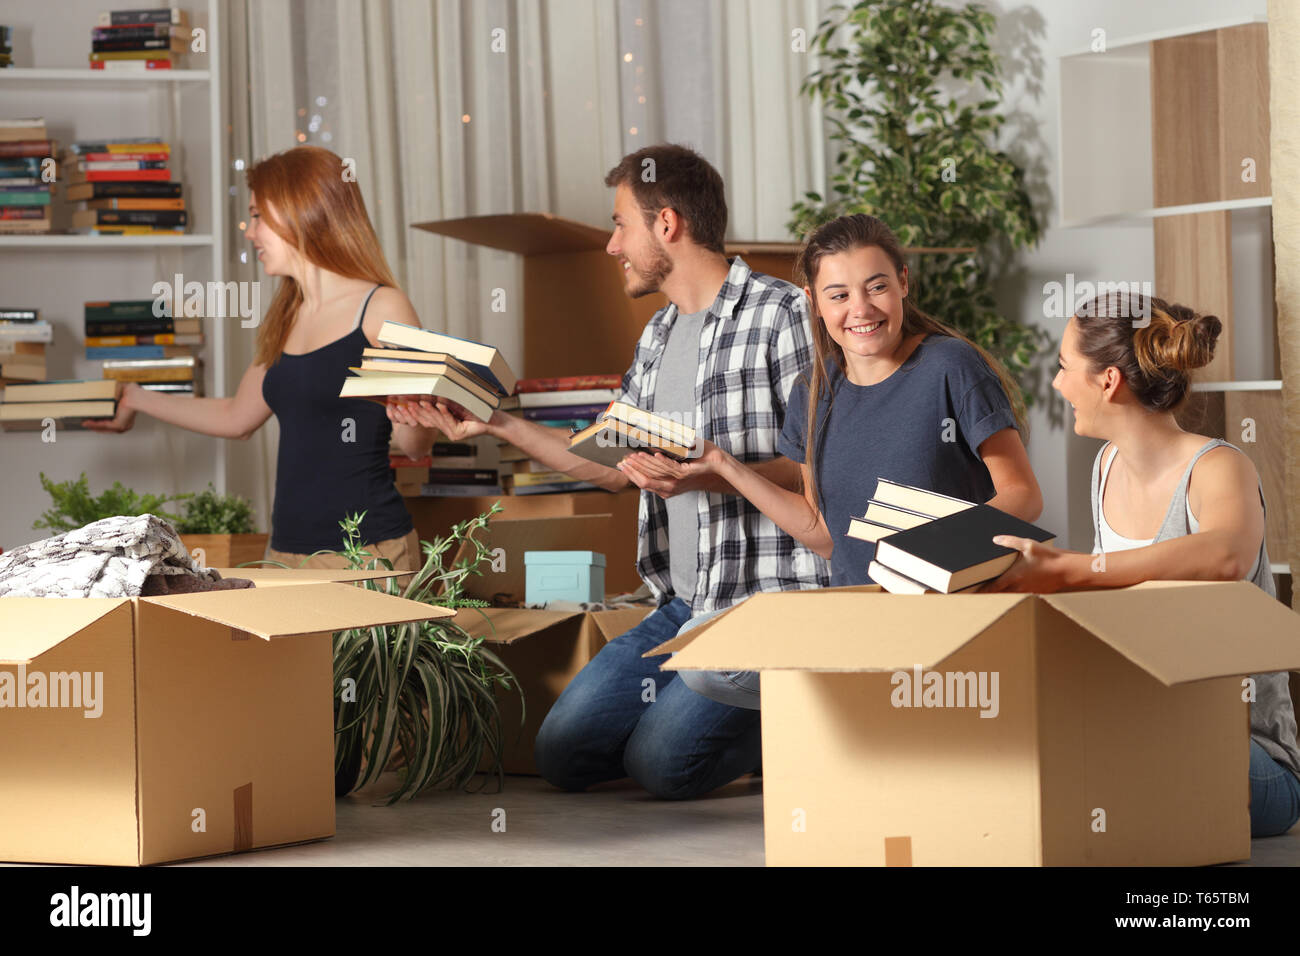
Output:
(884, 835), (912, 867)
(233, 783), (253, 852)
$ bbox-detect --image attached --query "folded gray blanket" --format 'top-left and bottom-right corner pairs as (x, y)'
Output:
(0, 513), (254, 598)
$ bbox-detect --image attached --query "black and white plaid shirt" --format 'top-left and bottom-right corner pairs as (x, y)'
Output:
(618, 256), (831, 614)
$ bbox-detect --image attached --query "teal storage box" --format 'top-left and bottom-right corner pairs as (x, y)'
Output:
(525, 550), (606, 605)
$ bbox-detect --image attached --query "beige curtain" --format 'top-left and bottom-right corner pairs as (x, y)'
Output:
(216, 0), (828, 525)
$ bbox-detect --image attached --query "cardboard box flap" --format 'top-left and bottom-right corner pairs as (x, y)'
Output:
(661, 590), (1030, 672)
(141, 582), (453, 639)
(0, 598), (127, 663)
(412, 213), (609, 256)
(206, 567), (407, 587)
(450, 606), (584, 644)
(1042, 581), (1300, 685)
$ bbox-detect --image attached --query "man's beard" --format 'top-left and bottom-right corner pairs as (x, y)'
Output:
(626, 235), (673, 298)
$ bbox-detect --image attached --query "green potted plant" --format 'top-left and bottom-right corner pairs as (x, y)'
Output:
(33, 471), (189, 533)
(173, 483), (267, 569)
(791, 0), (1047, 398)
(262, 506), (523, 803)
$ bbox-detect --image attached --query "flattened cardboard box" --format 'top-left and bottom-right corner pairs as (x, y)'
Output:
(0, 567), (453, 866)
(455, 604), (652, 774)
(654, 581), (1300, 866)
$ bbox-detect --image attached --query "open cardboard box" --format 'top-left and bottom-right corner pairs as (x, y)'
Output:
(0, 566), (453, 865)
(444, 514), (654, 774)
(652, 581), (1300, 866)
(455, 605), (652, 774)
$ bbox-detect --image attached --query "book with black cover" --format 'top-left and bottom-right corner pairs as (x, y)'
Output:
(873, 504), (1054, 593)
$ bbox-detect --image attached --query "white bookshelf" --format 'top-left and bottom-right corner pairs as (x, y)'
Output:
(0, 0), (229, 552)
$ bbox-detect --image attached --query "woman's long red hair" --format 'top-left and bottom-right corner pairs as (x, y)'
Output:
(247, 146), (398, 365)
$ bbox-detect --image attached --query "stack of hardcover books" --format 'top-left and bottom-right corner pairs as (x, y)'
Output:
(63, 138), (185, 235)
(340, 323), (516, 422)
(391, 440), (495, 497)
(0, 25), (12, 69)
(90, 8), (189, 71)
(0, 119), (55, 235)
(849, 478), (1053, 593)
(86, 299), (202, 395)
(497, 373), (623, 495)
(0, 379), (117, 431)
(0, 309), (51, 386)
(565, 400), (696, 469)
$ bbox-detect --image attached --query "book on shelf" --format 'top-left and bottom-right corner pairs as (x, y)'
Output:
(85, 333), (201, 347)
(516, 387), (620, 408)
(509, 480), (598, 496)
(0, 120), (53, 235)
(416, 483), (504, 498)
(872, 504), (1054, 594)
(515, 373), (623, 394)
(0, 319), (52, 342)
(507, 470), (590, 488)
(97, 8), (190, 27)
(519, 402), (609, 422)
(567, 400), (697, 467)
(89, 60), (175, 71)
(375, 322), (517, 396)
(86, 344), (194, 360)
(85, 319), (200, 336)
(0, 26), (11, 70)
(0, 308), (38, 321)
(339, 367), (495, 422)
(100, 355), (198, 384)
(65, 181), (182, 201)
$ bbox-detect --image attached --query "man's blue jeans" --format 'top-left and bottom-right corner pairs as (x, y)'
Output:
(1250, 739), (1300, 836)
(533, 598), (762, 800)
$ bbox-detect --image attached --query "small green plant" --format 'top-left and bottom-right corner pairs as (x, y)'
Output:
(257, 505), (522, 803)
(34, 472), (189, 534)
(174, 483), (257, 535)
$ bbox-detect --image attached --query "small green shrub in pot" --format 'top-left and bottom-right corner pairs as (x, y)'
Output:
(33, 472), (188, 534)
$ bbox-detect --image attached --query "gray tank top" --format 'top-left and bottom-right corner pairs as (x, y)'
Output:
(1091, 438), (1300, 779)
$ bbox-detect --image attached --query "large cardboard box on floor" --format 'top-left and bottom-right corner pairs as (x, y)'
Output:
(655, 581), (1300, 866)
(456, 605), (652, 774)
(0, 567), (453, 866)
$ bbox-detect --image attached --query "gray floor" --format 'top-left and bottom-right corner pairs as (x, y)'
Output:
(176, 771), (1299, 867)
(182, 772), (767, 866)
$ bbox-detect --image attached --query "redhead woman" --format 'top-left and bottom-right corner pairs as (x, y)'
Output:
(86, 145), (436, 572)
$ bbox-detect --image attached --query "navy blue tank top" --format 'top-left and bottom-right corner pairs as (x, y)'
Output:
(261, 285), (414, 553)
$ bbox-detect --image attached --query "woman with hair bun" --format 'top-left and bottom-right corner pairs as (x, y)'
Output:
(988, 291), (1300, 836)
(86, 145), (437, 572)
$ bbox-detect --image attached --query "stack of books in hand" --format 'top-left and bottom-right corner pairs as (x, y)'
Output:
(90, 8), (189, 71)
(850, 478), (1054, 594)
(340, 323), (516, 423)
(0, 119), (55, 235)
(0, 379), (117, 431)
(63, 139), (185, 235)
(0, 309), (51, 385)
(566, 400), (697, 468)
(497, 373), (623, 495)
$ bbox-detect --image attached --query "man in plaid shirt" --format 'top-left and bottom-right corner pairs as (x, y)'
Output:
(420, 144), (828, 799)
